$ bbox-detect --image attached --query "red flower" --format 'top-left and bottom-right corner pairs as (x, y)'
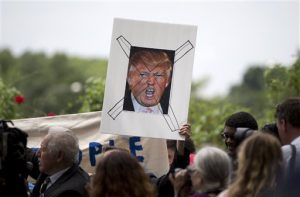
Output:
(15, 95), (25, 104)
(47, 112), (56, 116)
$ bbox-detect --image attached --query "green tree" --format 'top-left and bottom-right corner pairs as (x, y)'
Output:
(263, 54), (300, 122)
(79, 77), (105, 112)
(0, 79), (22, 119)
(4, 47), (299, 148)
(189, 95), (249, 148)
(0, 49), (16, 82)
(0, 49), (107, 118)
(227, 66), (268, 120)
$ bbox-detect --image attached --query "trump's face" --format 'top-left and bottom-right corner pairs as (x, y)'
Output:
(127, 62), (170, 107)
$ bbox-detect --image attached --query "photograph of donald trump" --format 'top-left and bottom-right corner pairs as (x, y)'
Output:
(123, 47), (174, 114)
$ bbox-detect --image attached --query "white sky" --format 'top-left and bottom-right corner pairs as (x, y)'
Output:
(0, 0), (299, 97)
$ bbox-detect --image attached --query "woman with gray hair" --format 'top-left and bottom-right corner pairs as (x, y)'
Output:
(171, 146), (231, 197)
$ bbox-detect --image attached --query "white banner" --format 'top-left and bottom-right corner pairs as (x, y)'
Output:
(13, 111), (169, 177)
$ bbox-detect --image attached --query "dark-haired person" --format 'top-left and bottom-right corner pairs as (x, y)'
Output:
(123, 49), (173, 114)
(275, 97), (300, 196)
(261, 123), (281, 144)
(220, 111), (258, 179)
(221, 111), (258, 160)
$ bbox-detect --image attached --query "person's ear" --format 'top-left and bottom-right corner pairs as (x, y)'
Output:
(282, 119), (291, 133)
(127, 78), (131, 86)
(278, 118), (288, 133)
(279, 118), (286, 127)
(127, 73), (133, 87)
(56, 151), (64, 163)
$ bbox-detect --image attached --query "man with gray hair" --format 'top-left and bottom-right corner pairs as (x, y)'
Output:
(32, 127), (89, 197)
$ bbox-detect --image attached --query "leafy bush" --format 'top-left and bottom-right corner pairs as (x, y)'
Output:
(79, 77), (105, 112)
(0, 79), (22, 119)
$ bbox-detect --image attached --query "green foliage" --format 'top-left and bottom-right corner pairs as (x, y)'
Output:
(264, 64), (289, 106)
(0, 48), (107, 118)
(288, 57), (300, 95)
(79, 77), (105, 112)
(191, 54), (300, 148)
(189, 95), (249, 148)
(264, 56), (300, 104)
(69, 57), (107, 79)
(243, 66), (265, 90)
(227, 66), (268, 120)
(0, 49), (16, 83)
(262, 55), (300, 123)
(0, 79), (21, 119)
(2, 47), (300, 149)
(226, 54), (300, 128)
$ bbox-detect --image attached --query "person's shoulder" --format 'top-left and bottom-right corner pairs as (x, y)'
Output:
(58, 170), (89, 196)
(281, 144), (292, 152)
(76, 166), (90, 180)
(281, 144), (292, 160)
(64, 165), (89, 184)
(291, 136), (300, 145)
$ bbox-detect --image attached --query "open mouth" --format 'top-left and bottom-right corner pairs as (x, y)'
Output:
(145, 87), (155, 98)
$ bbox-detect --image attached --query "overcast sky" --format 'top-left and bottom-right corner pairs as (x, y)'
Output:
(0, 0), (299, 96)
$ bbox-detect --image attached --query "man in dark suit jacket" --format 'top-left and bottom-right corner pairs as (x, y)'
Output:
(123, 49), (173, 114)
(31, 127), (89, 197)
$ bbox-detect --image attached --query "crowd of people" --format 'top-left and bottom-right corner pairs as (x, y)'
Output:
(1, 97), (300, 197)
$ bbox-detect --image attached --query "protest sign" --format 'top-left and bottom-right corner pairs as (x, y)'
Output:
(101, 18), (197, 140)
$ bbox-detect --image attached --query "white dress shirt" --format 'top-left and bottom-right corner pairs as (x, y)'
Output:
(131, 93), (162, 114)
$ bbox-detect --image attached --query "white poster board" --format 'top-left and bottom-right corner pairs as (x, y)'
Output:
(101, 18), (197, 140)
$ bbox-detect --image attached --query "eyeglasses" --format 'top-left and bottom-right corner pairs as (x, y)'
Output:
(220, 132), (234, 140)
